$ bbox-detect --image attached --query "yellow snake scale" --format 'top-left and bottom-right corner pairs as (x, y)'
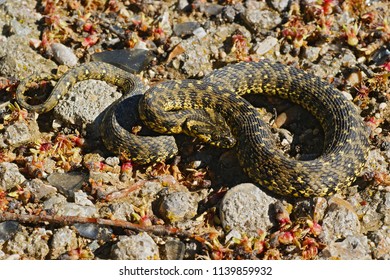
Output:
(16, 60), (369, 197)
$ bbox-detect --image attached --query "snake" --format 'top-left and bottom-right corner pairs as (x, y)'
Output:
(16, 60), (369, 197)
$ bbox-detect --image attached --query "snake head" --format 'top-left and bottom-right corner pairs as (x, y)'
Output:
(184, 114), (236, 149)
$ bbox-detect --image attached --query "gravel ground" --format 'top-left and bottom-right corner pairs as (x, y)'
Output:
(0, 0), (389, 260)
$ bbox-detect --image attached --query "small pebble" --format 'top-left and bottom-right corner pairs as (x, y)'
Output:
(177, 0), (189, 11)
(0, 221), (20, 242)
(379, 102), (387, 111)
(74, 223), (113, 241)
(193, 27), (207, 39)
(173, 22), (201, 37)
(23, 178), (57, 201)
(0, 162), (26, 191)
(158, 191), (198, 223)
(164, 239), (185, 260)
(47, 172), (88, 199)
(320, 235), (372, 260)
(50, 227), (78, 259)
(51, 43), (78, 67)
(111, 233), (159, 260)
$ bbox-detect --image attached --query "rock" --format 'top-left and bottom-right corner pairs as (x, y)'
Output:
(91, 49), (155, 74)
(0, 162), (26, 191)
(23, 178), (57, 201)
(303, 46), (321, 62)
(222, 6), (237, 22)
(47, 172), (88, 199)
(361, 149), (388, 175)
(163, 239), (185, 260)
(104, 201), (134, 221)
(156, 11), (172, 37)
(111, 233), (159, 260)
(320, 235), (372, 260)
(242, 8), (282, 31)
(52, 78), (121, 133)
(193, 27), (207, 39)
(179, 23), (251, 76)
(320, 197), (361, 243)
(0, 221), (19, 242)
(8, 18), (31, 36)
(50, 43), (78, 67)
(173, 22), (201, 37)
(268, 0), (291, 12)
(50, 227), (78, 259)
(43, 193), (97, 217)
(204, 4), (223, 16)
(0, 119), (40, 149)
(219, 183), (278, 237)
(73, 223), (113, 241)
(177, 0), (189, 11)
(158, 191), (198, 223)
(5, 227), (50, 259)
(368, 228), (390, 259)
(253, 36), (279, 56)
(139, 181), (164, 197)
(104, 156), (120, 167)
(339, 48), (357, 68)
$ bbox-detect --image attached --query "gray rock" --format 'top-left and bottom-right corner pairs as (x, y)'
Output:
(320, 197), (361, 243)
(173, 22), (201, 37)
(139, 181), (164, 197)
(52, 78), (121, 133)
(104, 156), (120, 167)
(303, 46), (321, 62)
(50, 227), (78, 259)
(0, 119), (40, 149)
(204, 4), (223, 16)
(179, 23), (251, 76)
(43, 192), (97, 217)
(219, 183), (277, 237)
(177, 0), (189, 11)
(51, 43), (78, 67)
(339, 48), (357, 68)
(163, 239), (185, 260)
(47, 172), (88, 198)
(253, 36), (279, 56)
(0, 221), (19, 242)
(320, 235), (372, 260)
(5, 227), (50, 259)
(0, 162), (26, 191)
(242, 8), (281, 31)
(192, 27), (207, 39)
(107, 201), (134, 221)
(74, 223), (113, 241)
(91, 49), (154, 74)
(8, 18), (31, 36)
(158, 191), (198, 223)
(222, 6), (237, 22)
(157, 11), (172, 37)
(23, 178), (57, 201)
(368, 227), (390, 259)
(111, 233), (159, 260)
(0, 35), (54, 79)
(362, 149), (388, 176)
(268, 0), (291, 12)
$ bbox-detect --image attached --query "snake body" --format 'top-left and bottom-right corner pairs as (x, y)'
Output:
(16, 60), (369, 197)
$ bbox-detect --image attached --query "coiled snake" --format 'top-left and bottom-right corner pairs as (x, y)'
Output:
(16, 60), (369, 197)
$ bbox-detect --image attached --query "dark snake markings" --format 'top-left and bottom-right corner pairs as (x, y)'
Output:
(16, 60), (369, 197)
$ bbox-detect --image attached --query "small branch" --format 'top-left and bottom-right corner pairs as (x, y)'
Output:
(0, 212), (193, 238)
